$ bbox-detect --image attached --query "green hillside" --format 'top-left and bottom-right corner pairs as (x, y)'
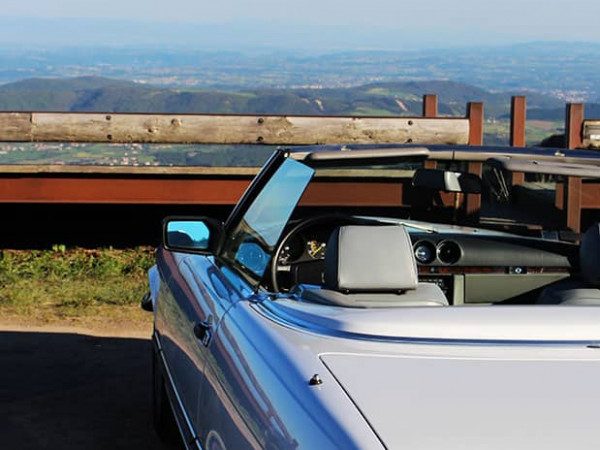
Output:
(1, 76), (591, 149)
(0, 76), (571, 119)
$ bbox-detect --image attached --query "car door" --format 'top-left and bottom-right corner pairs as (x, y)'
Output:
(195, 157), (315, 447)
(157, 153), (315, 445)
(155, 247), (247, 439)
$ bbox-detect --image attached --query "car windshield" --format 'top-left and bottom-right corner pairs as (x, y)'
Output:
(221, 158), (315, 282)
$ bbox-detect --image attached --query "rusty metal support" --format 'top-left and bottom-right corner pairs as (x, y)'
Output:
(564, 176), (582, 232)
(0, 177), (250, 205)
(510, 96), (527, 185)
(422, 94), (438, 118)
(467, 102), (484, 146)
(565, 103), (585, 149)
(0, 174), (411, 208)
(466, 161), (483, 216)
(510, 96), (527, 147)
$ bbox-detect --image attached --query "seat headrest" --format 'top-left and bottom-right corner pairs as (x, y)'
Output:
(324, 225), (418, 293)
(581, 223), (600, 285)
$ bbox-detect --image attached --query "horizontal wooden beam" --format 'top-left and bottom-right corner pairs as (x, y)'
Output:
(0, 173), (408, 207)
(0, 177), (251, 205)
(0, 112), (470, 146)
(2, 170), (600, 225)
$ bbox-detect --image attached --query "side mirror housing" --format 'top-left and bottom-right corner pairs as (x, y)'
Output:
(162, 216), (223, 254)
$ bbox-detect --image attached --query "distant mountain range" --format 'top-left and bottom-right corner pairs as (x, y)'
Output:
(0, 76), (596, 121)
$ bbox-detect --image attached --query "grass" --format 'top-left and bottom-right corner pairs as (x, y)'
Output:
(364, 87), (421, 101)
(526, 120), (564, 145)
(482, 119), (564, 147)
(0, 247), (155, 322)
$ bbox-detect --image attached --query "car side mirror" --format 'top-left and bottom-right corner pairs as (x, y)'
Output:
(162, 217), (223, 254)
(412, 168), (482, 194)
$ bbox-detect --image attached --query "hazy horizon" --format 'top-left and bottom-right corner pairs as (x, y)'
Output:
(1, 1), (599, 51)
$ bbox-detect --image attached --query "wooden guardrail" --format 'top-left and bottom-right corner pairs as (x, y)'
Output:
(0, 110), (471, 146)
(2, 98), (599, 149)
(2, 94), (600, 240)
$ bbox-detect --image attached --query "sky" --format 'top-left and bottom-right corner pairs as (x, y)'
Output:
(1, 0), (599, 50)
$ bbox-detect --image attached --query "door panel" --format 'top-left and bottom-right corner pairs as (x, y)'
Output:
(157, 247), (249, 439)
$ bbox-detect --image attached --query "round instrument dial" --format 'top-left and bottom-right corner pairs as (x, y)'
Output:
(414, 241), (436, 264)
(277, 236), (304, 265)
(437, 240), (462, 265)
(306, 240), (327, 259)
(415, 244), (435, 264)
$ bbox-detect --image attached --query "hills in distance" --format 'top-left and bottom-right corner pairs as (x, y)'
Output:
(1, 76), (597, 121)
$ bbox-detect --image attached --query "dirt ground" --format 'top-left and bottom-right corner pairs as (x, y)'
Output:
(0, 319), (181, 450)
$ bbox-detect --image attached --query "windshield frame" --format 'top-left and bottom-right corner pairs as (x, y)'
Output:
(219, 151), (315, 288)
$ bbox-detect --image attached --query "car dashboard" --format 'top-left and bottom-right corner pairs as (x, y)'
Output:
(409, 233), (574, 304)
(275, 217), (577, 305)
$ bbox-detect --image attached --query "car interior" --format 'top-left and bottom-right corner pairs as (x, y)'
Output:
(272, 218), (600, 307)
(264, 157), (600, 307)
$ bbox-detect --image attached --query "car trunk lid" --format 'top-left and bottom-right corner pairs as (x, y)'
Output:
(321, 348), (600, 450)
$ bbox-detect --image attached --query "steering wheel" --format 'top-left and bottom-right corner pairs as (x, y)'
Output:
(270, 215), (372, 293)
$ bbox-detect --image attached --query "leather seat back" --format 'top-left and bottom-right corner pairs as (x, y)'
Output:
(324, 225), (418, 293)
(580, 223), (600, 286)
(294, 225), (448, 308)
(538, 223), (600, 305)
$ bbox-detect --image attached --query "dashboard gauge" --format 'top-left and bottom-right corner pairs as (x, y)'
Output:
(307, 240), (327, 259)
(277, 236), (304, 265)
(414, 241), (436, 264)
(437, 240), (462, 265)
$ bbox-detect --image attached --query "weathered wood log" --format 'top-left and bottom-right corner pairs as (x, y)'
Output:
(0, 113), (32, 140)
(0, 112), (470, 145)
(0, 164), (415, 178)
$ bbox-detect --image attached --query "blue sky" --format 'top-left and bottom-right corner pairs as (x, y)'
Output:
(1, 0), (599, 49)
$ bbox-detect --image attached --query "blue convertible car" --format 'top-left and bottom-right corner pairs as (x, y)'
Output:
(147, 144), (600, 450)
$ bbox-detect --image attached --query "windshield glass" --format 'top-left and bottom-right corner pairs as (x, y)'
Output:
(222, 158), (314, 282)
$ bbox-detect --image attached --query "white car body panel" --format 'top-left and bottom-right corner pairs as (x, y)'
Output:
(322, 350), (600, 449)
(150, 145), (600, 449)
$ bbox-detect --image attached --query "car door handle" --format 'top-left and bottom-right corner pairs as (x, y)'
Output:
(193, 316), (213, 347)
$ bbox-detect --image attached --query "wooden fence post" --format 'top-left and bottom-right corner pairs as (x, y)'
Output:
(510, 96), (527, 147)
(467, 102), (484, 146)
(510, 96), (527, 185)
(565, 103), (584, 149)
(422, 94), (438, 118)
